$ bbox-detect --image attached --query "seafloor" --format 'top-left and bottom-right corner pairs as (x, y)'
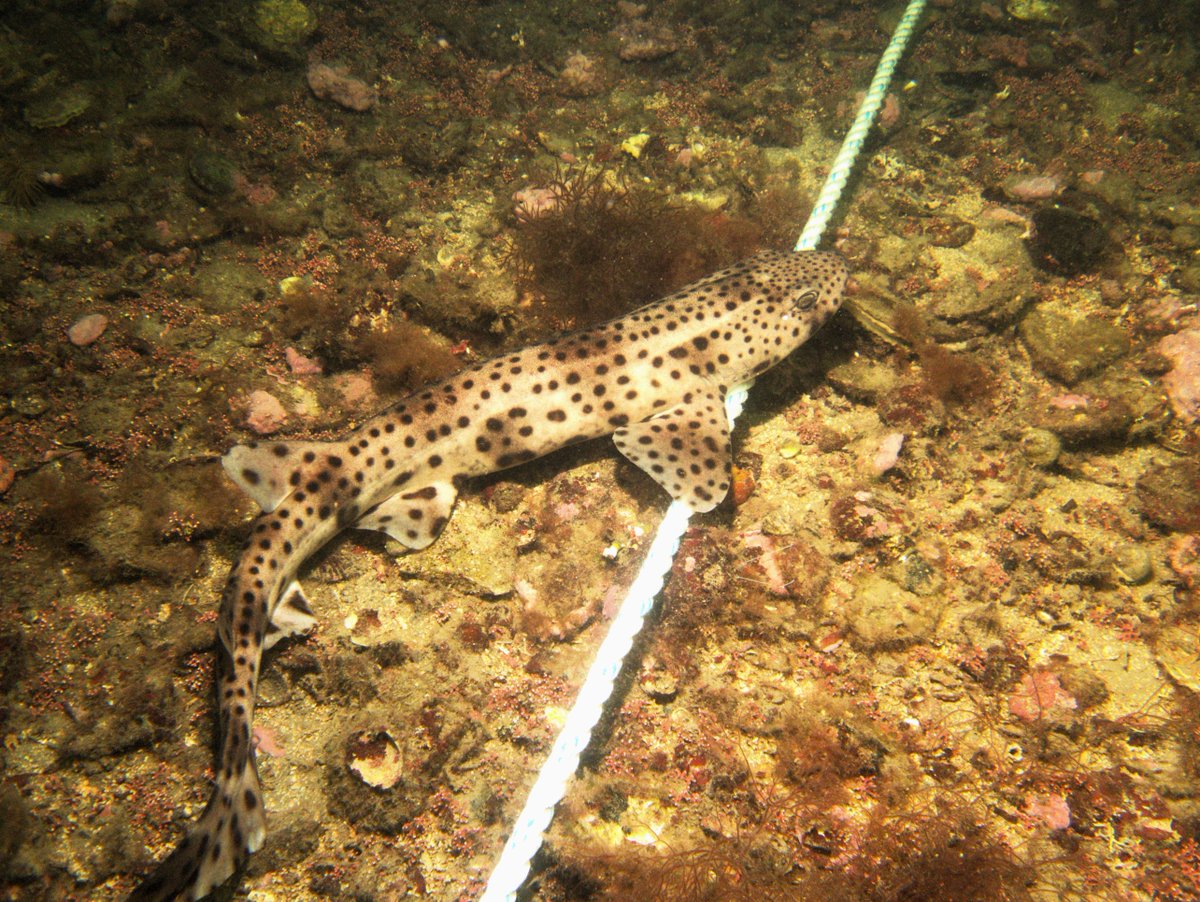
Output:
(3, 0), (1200, 899)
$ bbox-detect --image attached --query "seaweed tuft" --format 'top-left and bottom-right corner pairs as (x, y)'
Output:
(507, 168), (760, 327)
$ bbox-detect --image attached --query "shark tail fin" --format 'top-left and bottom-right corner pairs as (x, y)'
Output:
(129, 754), (265, 901)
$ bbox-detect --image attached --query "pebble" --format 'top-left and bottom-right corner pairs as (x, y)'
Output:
(67, 313), (108, 346)
(245, 390), (288, 434)
(1006, 175), (1060, 201)
(307, 62), (377, 112)
(1019, 428), (1061, 467)
(1111, 544), (1152, 585)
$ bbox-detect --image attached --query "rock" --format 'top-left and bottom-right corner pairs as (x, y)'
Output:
(923, 234), (1035, 340)
(1136, 459), (1200, 532)
(1019, 305), (1130, 385)
(187, 150), (239, 196)
(1031, 394), (1133, 446)
(193, 258), (271, 314)
(826, 357), (899, 403)
(840, 575), (941, 649)
(245, 390), (288, 434)
(307, 62), (377, 112)
(1026, 206), (1110, 276)
(67, 313), (108, 346)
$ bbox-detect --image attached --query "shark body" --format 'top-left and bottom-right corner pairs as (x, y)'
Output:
(130, 248), (848, 900)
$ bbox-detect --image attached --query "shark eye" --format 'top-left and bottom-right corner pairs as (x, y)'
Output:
(795, 290), (819, 312)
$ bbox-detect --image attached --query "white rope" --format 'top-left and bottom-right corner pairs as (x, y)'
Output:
(481, 3), (928, 898)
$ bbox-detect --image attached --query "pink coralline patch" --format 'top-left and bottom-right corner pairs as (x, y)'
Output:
(0, 455), (14, 495)
(512, 185), (563, 219)
(285, 346), (323, 375)
(1006, 175), (1060, 202)
(1047, 393), (1092, 410)
(849, 91), (900, 129)
(1025, 793), (1071, 830)
(513, 579), (539, 607)
(871, 432), (905, 474)
(981, 205), (1031, 229)
(333, 372), (375, 406)
(1158, 327), (1200, 423)
(67, 313), (108, 346)
(307, 61), (377, 112)
(849, 491), (897, 540)
(1009, 671), (1077, 723)
(245, 390), (288, 435)
(742, 531), (789, 596)
(232, 173), (278, 206)
(1167, 535), (1200, 590)
(252, 724), (285, 758)
(557, 51), (603, 97)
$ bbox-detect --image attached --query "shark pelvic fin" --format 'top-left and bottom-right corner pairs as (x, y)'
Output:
(264, 580), (317, 650)
(357, 481), (458, 550)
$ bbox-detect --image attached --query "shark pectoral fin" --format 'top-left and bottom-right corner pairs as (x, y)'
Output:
(357, 481), (458, 550)
(222, 440), (328, 512)
(265, 580), (317, 650)
(613, 389), (733, 513)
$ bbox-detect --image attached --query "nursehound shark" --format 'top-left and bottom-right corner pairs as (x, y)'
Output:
(130, 248), (848, 900)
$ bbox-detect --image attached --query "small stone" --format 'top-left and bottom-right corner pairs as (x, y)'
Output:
(345, 730), (404, 789)
(1019, 428), (1061, 467)
(1009, 670), (1076, 724)
(1025, 793), (1071, 830)
(639, 667), (678, 702)
(67, 313), (108, 346)
(245, 390), (288, 434)
(1005, 175), (1059, 202)
(620, 133), (651, 158)
(307, 62), (377, 112)
(871, 432), (905, 475)
(1156, 625), (1200, 694)
(778, 437), (801, 459)
(1111, 544), (1152, 585)
(11, 390), (48, 418)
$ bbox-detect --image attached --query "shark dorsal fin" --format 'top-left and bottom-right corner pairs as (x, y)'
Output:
(222, 440), (327, 511)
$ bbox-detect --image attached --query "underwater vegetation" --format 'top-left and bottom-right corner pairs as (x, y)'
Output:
(0, 150), (46, 209)
(507, 167), (762, 327)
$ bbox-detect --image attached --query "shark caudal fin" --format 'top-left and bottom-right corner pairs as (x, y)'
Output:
(129, 758), (266, 902)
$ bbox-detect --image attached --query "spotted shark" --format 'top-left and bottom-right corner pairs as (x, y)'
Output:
(130, 248), (848, 900)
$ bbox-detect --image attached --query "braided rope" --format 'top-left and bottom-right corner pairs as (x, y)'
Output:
(481, 3), (928, 898)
